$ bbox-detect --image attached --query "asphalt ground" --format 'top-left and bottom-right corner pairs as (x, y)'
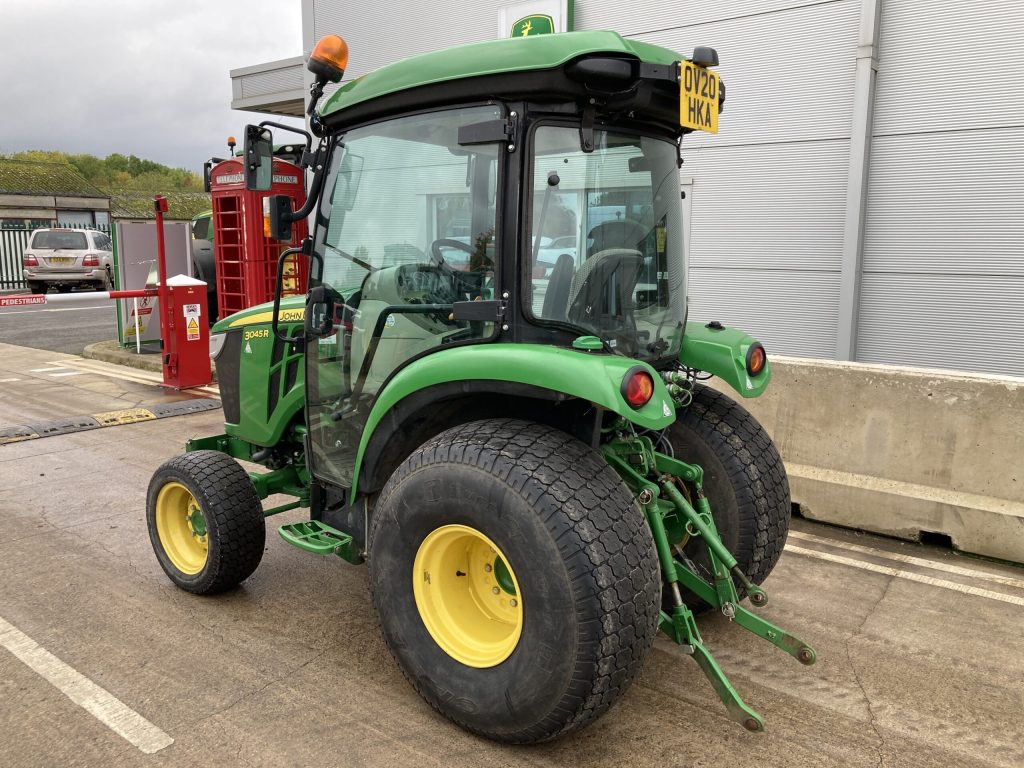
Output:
(1, 342), (1023, 767)
(0, 292), (118, 356)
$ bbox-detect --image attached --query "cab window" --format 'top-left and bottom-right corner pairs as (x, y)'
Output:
(306, 104), (502, 488)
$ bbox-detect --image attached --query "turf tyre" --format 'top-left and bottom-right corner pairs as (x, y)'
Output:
(147, 450), (265, 594)
(368, 418), (661, 744)
(667, 383), (790, 608)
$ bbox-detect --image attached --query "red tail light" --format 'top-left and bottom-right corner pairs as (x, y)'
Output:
(746, 343), (767, 376)
(23, 254), (38, 266)
(83, 254), (100, 267)
(622, 368), (655, 409)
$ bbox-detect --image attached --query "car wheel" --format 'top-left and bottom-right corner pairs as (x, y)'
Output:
(26, 281), (47, 295)
(369, 419), (661, 743)
(146, 450), (266, 594)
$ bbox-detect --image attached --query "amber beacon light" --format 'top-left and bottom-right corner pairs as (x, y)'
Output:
(309, 35), (349, 84)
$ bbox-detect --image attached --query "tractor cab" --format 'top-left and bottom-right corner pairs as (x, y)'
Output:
(247, 32), (726, 492)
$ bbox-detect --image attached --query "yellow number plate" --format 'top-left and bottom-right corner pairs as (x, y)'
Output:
(679, 61), (719, 134)
(49, 256), (73, 265)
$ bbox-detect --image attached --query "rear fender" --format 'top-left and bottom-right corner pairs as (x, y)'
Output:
(679, 321), (771, 398)
(350, 343), (676, 500)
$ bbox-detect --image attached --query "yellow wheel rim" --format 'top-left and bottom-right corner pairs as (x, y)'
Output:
(412, 524), (523, 668)
(155, 481), (209, 575)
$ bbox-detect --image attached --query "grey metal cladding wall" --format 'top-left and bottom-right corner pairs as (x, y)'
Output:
(858, 127), (1024, 375)
(682, 139), (848, 358)
(239, 66), (304, 100)
(856, 273), (1024, 377)
(630, 0), (858, 148)
(863, 128), (1024, 276)
(859, 1), (1024, 376)
(683, 140), (850, 272)
(576, 0), (845, 36)
(314, 0), (512, 80)
(627, 1), (857, 358)
(873, 0), (1024, 135)
(688, 267), (840, 358)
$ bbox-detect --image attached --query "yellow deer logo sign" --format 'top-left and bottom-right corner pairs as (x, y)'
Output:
(511, 14), (555, 37)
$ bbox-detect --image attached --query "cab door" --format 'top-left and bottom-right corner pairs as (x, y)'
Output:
(303, 105), (504, 490)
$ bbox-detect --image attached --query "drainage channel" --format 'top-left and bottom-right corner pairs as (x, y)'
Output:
(0, 399), (221, 445)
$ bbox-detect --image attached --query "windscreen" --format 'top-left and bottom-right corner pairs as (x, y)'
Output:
(526, 126), (686, 362)
(31, 231), (88, 249)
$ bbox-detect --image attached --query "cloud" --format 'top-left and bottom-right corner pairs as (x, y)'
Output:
(0, 0), (304, 172)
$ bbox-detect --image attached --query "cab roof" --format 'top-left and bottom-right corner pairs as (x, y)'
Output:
(320, 31), (683, 120)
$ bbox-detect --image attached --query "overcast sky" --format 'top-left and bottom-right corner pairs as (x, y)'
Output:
(0, 0), (304, 172)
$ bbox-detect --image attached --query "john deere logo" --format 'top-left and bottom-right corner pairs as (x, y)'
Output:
(511, 14), (554, 36)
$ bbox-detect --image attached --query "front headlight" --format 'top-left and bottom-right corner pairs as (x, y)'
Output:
(209, 331), (227, 360)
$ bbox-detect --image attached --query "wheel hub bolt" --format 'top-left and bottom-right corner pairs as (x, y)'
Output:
(509, 599), (518, 607)
(492, 587), (500, 595)
(484, 564), (492, 572)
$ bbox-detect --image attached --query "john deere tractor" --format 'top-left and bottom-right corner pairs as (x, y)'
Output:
(147, 30), (815, 742)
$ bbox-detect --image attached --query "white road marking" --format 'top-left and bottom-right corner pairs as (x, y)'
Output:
(788, 530), (1024, 590)
(787, 545), (1024, 607)
(0, 615), (173, 754)
(30, 367), (70, 373)
(48, 371), (85, 377)
(0, 377), (20, 383)
(63, 359), (220, 398)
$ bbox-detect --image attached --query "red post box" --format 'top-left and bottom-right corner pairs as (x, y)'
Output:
(162, 274), (212, 389)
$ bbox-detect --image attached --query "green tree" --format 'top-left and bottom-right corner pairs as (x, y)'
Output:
(2, 149), (203, 192)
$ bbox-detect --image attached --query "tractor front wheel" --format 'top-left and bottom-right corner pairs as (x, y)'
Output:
(146, 450), (265, 594)
(369, 419), (661, 744)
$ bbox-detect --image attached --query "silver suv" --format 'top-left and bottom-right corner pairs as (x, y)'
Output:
(22, 228), (114, 293)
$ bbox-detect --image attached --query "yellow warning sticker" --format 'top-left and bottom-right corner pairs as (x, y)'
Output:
(92, 408), (158, 426)
(186, 316), (200, 341)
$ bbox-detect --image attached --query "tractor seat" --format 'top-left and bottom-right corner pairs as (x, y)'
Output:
(587, 219), (647, 257)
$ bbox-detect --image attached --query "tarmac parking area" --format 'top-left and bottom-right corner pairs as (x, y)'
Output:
(1, 341), (1023, 768)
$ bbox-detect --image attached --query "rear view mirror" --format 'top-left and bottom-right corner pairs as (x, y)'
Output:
(244, 125), (273, 191)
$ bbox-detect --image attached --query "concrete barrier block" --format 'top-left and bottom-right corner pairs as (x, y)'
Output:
(710, 356), (1024, 563)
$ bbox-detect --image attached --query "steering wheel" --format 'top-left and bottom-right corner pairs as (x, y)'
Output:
(430, 238), (476, 268)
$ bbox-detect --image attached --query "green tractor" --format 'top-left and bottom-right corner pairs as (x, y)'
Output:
(147, 30), (815, 743)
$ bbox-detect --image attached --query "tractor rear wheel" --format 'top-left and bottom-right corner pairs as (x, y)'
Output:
(368, 419), (661, 743)
(667, 383), (790, 609)
(146, 450), (265, 594)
